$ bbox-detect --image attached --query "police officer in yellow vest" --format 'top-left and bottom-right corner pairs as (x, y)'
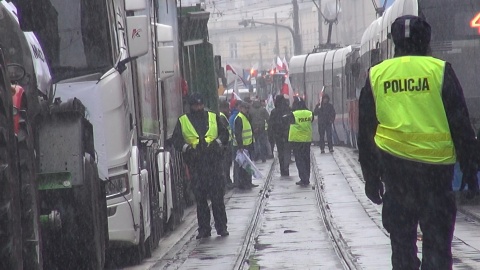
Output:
(358, 15), (478, 269)
(171, 93), (230, 239)
(287, 97), (314, 186)
(234, 101), (258, 189)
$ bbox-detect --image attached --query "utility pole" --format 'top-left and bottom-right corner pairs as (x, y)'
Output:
(259, 43), (263, 71)
(274, 13), (280, 56)
(317, 0), (323, 45)
(292, 0), (302, 55)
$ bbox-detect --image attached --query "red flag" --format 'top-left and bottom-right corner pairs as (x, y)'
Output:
(226, 64), (238, 75)
(276, 57), (283, 71)
(282, 57), (289, 73)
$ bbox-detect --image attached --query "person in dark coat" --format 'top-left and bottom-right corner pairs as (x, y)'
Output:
(171, 93), (230, 239)
(267, 95), (291, 176)
(358, 15), (478, 269)
(313, 94), (335, 153)
(285, 97), (314, 185)
(218, 100), (234, 189)
(233, 101), (258, 189)
(249, 100), (270, 162)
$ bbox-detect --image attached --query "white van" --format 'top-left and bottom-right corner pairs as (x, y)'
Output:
(221, 88), (257, 101)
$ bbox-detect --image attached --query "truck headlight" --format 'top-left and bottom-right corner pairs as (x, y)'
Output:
(105, 173), (129, 199)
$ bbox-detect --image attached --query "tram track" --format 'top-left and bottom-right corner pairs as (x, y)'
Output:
(312, 153), (362, 270)
(334, 147), (480, 269)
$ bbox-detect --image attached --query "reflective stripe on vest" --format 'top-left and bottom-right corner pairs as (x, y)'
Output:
(369, 56), (456, 164)
(179, 112), (218, 149)
(288, 110), (313, 142)
(219, 112), (232, 141)
(233, 112), (253, 146)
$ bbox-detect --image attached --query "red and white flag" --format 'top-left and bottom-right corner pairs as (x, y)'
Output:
(229, 91), (242, 110)
(284, 75), (294, 105)
(276, 56), (283, 71)
(282, 56), (289, 73)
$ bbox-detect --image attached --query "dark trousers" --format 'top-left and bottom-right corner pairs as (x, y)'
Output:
(253, 131), (269, 162)
(189, 159), (227, 234)
(381, 153), (456, 270)
(276, 139), (290, 176)
(318, 123), (333, 151)
(291, 142), (311, 183)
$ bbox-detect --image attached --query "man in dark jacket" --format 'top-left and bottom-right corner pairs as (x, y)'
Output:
(268, 95), (291, 176)
(249, 100), (270, 162)
(219, 100), (234, 189)
(314, 94), (335, 153)
(358, 15), (478, 269)
(171, 93), (230, 239)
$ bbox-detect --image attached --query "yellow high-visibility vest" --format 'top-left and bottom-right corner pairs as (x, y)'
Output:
(233, 112), (253, 146)
(179, 112), (218, 149)
(370, 56), (455, 164)
(288, 110), (313, 142)
(219, 112), (233, 141)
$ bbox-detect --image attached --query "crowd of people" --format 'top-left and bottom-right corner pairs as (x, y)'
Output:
(170, 14), (480, 270)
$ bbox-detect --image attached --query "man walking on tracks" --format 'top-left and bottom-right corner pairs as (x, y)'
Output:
(286, 97), (314, 186)
(358, 15), (478, 269)
(171, 93), (230, 239)
(268, 95), (291, 176)
(314, 94), (335, 153)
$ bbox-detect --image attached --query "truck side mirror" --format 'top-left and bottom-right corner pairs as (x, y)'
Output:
(157, 46), (175, 80)
(125, 0), (146, 11)
(126, 15), (149, 59)
(155, 24), (173, 43)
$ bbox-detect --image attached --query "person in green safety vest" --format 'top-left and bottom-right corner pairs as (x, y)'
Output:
(358, 15), (478, 269)
(171, 93), (230, 239)
(233, 101), (259, 189)
(286, 96), (314, 186)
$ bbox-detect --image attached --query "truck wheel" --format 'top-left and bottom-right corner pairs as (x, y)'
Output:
(17, 107), (42, 270)
(75, 156), (104, 270)
(167, 162), (183, 231)
(0, 82), (22, 270)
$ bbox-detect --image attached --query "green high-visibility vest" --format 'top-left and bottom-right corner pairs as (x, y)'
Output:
(370, 56), (455, 164)
(233, 112), (253, 146)
(288, 110), (313, 142)
(219, 112), (232, 141)
(179, 111), (218, 149)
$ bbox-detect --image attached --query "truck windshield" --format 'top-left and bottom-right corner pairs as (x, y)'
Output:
(36, 0), (113, 82)
(420, 0), (480, 41)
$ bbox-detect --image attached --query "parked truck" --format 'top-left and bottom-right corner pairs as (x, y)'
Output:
(12, 0), (193, 264)
(0, 1), (107, 269)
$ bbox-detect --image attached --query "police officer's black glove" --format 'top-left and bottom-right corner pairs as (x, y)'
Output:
(182, 144), (196, 159)
(364, 170), (384, 205)
(208, 139), (223, 154)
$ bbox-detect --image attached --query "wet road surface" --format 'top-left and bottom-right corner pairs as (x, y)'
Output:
(121, 146), (480, 270)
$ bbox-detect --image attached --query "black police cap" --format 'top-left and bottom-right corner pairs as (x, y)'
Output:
(391, 15), (431, 49)
(188, 93), (204, 106)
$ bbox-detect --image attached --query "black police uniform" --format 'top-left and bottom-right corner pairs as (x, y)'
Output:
(358, 15), (478, 269)
(171, 95), (230, 238)
(267, 95), (291, 176)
